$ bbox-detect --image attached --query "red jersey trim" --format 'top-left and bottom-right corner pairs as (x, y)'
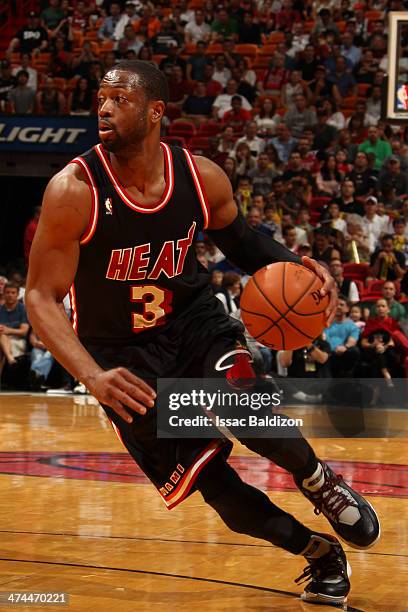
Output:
(109, 419), (225, 510)
(94, 142), (174, 213)
(69, 284), (78, 334)
(69, 157), (99, 245)
(162, 440), (225, 510)
(109, 419), (125, 446)
(183, 148), (210, 230)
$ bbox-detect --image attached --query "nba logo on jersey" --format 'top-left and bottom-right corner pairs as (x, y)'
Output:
(105, 197), (113, 215)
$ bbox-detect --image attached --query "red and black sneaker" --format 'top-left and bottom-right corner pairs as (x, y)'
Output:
(296, 461), (380, 549)
(296, 533), (351, 606)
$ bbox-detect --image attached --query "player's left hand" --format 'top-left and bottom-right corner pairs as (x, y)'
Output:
(301, 256), (338, 326)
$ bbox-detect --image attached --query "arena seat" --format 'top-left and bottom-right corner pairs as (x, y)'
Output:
(189, 136), (211, 155)
(235, 44), (258, 61)
(258, 44), (277, 57)
(198, 122), (221, 136)
(268, 32), (284, 43)
(162, 136), (187, 147)
(168, 122), (196, 142)
(365, 279), (385, 294)
(164, 106), (182, 121)
(206, 43), (223, 55)
(253, 56), (272, 69)
(343, 263), (370, 281)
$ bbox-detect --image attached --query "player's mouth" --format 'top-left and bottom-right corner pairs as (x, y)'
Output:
(99, 122), (116, 136)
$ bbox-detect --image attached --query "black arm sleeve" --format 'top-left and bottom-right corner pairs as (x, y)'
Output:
(207, 211), (302, 275)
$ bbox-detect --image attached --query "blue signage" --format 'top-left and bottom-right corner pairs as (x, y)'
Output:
(0, 115), (99, 153)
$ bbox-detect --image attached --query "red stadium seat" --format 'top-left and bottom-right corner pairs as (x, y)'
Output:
(169, 120), (196, 133)
(206, 43), (223, 55)
(365, 279), (385, 294)
(198, 122), (221, 136)
(189, 136), (211, 155)
(362, 293), (384, 302)
(268, 32), (284, 43)
(253, 56), (272, 69)
(365, 10), (383, 20)
(235, 44), (258, 61)
(164, 106), (182, 121)
(343, 263), (370, 281)
(258, 44), (277, 57)
(162, 136), (187, 147)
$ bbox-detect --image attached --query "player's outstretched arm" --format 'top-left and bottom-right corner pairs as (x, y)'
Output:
(195, 156), (337, 325)
(25, 167), (155, 422)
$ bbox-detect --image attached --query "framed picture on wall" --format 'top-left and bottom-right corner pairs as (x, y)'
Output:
(384, 11), (408, 122)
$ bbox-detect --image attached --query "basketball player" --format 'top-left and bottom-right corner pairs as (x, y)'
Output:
(397, 83), (408, 110)
(26, 61), (379, 606)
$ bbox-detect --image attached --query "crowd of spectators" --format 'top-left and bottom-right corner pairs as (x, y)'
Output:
(1, 0), (408, 393)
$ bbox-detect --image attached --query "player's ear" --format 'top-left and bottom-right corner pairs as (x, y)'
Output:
(149, 101), (165, 124)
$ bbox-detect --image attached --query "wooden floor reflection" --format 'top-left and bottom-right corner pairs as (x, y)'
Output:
(0, 394), (406, 612)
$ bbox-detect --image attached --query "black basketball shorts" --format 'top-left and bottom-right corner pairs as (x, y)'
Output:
(89, 335), (254, 509)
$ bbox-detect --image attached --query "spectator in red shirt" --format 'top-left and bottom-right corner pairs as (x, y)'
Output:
(360, 299), (404, 383)
(202, 63), (223, 98)
(275, 0), (300, 32)
(24, 206), (41, 265)
(167, 65), (192, 108)
(222, 95), (252, 134)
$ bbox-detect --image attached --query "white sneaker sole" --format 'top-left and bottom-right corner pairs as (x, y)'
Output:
(301, 562), (352, 607)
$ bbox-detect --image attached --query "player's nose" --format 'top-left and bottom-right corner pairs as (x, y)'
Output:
(98, 99), (114, 116)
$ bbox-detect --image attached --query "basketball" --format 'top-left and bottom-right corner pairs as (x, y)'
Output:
(240, 262), (329, 351)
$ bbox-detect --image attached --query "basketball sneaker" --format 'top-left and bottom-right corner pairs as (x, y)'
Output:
(296, 533), (350, 606)
(295, 461), (380, 549)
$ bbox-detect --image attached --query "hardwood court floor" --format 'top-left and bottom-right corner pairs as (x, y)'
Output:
(0, 394), (406, 612)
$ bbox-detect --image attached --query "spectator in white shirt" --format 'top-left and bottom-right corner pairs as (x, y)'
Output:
(235, 121), (265, 157)
(329, 259), (360, 303)
(185, 9), (211, 44)
(366, 84), (383, 122)
(212, 54), (231, 88)
(212, 78), (252, 119)
(113, 2), (139, 41)
(12, 52), (37, 92)
(326, 202), (347, 234)
(362, 196), (386, 253)
(287, 22), (309, 57)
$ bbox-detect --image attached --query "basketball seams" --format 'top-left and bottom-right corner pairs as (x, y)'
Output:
(240, 306), (278, 338)
(281, 262), (320, 314)
(253, 273), (315, 344)
(283, 269), (328, 316)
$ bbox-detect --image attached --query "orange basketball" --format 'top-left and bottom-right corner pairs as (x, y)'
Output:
(240, 262), (329, 350)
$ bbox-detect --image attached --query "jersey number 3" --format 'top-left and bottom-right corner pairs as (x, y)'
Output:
(131, 285), (173, 332)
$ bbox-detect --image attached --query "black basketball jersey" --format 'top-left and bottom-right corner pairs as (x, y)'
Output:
(69, 142), (212, 344)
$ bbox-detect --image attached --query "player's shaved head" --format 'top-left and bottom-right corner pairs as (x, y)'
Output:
(102, 60), (169, 105)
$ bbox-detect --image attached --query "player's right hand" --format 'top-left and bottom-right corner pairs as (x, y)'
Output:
(86, 368), (156, 423)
